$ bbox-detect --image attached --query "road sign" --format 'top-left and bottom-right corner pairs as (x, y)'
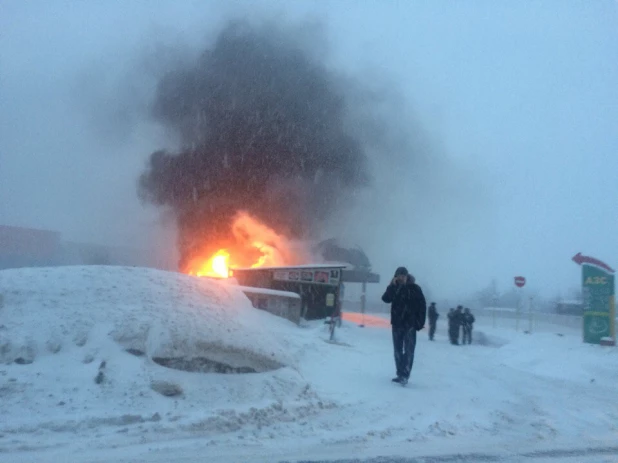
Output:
(572, 252), (615, 273)
(573, 253), (616, 345)
(514, 276), (526, 288)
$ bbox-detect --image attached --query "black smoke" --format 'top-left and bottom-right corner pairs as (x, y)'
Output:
(138, 21), (371, 270)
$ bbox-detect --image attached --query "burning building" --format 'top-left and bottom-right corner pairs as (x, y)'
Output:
(231, 264), (346, 321)
(167, 210), (379, 321)
(181, 211), (310, 279)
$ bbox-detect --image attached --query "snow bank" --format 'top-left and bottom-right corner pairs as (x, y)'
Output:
(0, 266), (292, 369)
(0, 266), (328, 448)
(490, 331), (618, 386)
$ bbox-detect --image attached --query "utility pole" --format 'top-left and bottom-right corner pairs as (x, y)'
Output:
(492, 294), (498, 328)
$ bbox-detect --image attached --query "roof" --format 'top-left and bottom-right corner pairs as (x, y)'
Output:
(218, 278), (301, 298)
(236, 285), (301, 299)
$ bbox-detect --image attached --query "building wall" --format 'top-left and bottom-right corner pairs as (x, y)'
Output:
(242, 291), (302, 324)
(555, 301), (583, 316)
(61, 241), (175, 270)
(233, 268), (341, 321)
(0, 225), (62, 269)
(0, 225), (176, 272)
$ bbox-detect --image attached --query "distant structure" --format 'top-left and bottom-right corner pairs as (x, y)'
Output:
(0, 225), (62, 269)
(314, 239), (371, 269)
(313, 239), (380, 283)
(315, 239), (380, 320)
(0, 224), (173, 271)
(555, 299), (583, 316)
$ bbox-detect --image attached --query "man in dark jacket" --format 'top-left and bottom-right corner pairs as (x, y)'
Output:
(381, 267), (427, 385)
(428, 302), (439, 341)
(447, 308), (457, 344)
(462, 308), (475, 344)
(454, 305), (464, 344)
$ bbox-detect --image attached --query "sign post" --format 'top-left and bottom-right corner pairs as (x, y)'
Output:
(528, 295), (534, 332)
(514, 276), (525, 331)
(572, 253), (616, 345)
(359, 280), (366, 328)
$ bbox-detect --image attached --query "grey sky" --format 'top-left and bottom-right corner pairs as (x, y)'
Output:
(1, 0), (617, 300)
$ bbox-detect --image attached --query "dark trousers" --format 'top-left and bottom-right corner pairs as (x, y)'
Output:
(392, 326), (417, 379)
(462, 327), (472, 344)
(448, 325), (460, 344)
(429, 321), (437, 340)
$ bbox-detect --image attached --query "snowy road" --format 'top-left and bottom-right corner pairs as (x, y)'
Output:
(10, 443), (616, 463)
(281, 445), (618, 462)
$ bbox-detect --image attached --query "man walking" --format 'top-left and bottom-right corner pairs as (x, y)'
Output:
(428, 302), (439, 341)
(381, 267), (427, 385)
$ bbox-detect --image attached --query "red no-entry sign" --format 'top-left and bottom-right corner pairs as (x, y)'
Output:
(514, 276), (526, 288)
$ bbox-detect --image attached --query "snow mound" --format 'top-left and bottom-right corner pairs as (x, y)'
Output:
(0, 266), (292, 371)
(492, 331), (618, 385)
(0, 266), (331, 447)
(474, 330), (508, 347)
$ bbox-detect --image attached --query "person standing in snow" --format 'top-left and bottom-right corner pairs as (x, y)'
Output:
(428, 302), (439, 341)
(381, 267), (427, 385)
(454, 305), (464, 344)
(447, 308), (457, 344)
(462, 308), (475, 344)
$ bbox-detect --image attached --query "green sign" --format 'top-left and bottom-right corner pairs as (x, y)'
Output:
(582, 264), (615, 344)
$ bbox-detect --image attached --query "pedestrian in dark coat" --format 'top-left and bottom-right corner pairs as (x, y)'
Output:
(447, 308), (457, 344)
(454, 306), (464, 344)
(428, 302), (439, 341)
(462, 308), (475, 344)
(381, 267), (427, 385)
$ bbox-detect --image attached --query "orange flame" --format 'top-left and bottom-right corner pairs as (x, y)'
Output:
(185, 211), (304, 278)
(189, 249), (231, 278)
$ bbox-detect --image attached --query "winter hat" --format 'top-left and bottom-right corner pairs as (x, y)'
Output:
(394, 266), (408, 277)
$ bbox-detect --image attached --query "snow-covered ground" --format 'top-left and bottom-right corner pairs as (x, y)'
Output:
(0, 266), (617, 463)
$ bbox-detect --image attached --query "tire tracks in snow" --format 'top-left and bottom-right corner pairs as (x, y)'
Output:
(280, 444), (618, 462)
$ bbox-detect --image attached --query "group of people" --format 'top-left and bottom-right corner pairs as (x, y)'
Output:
(428, 303), (476, 344)
(446, 306), (475, 345)
(380, 266), (476, 385)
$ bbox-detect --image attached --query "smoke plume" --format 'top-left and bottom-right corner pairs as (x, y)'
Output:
(138, 20), (372, 270)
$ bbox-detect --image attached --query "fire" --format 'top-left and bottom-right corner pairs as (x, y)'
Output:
(189, 249), (231, 278)
(185, 211), (304, 279)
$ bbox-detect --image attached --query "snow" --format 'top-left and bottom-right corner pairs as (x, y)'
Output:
(219, 274), (301, 298)
(1, 266), (617, 462)
(234, 285), (301, 299)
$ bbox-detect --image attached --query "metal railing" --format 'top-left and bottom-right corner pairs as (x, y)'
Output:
(472, 307), (582, 332)
(341, 301), (590, 333)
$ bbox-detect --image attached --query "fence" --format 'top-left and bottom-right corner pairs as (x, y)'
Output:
(342, 301), (587, 333)
(471, 307), (583, 332)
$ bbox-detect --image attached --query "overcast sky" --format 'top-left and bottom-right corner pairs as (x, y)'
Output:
(1, 0), (617, 301)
